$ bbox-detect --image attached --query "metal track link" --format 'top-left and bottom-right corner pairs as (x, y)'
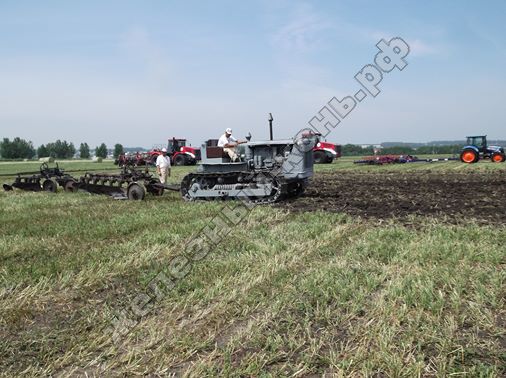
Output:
(181, 171), (291, 204)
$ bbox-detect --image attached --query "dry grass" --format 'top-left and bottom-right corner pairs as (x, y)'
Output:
(0, 160), (505, 376)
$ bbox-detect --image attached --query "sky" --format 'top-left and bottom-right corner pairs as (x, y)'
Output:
(0, 0), (505, 148)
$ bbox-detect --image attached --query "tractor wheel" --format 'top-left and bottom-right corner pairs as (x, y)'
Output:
(174, 154), (187, 166)
(64, 179), (77, 192)
(313, 151), (326, 164)
(491, 153), (505, 163)
(42, 179), (57, 193)
(460, 149), (478, 164)
(127, 183), (146, 200)
(325, 153), (335, 164)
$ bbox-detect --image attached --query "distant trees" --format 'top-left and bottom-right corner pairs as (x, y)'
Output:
(340, 144), (464, 157)
(80, 143), (91, 159)
(0, 137), (36, 159)
(0, 138), (126, 160)
(37, 144), (49, 158)
(415, 145), (462, 155)
(113, 143), (124, 159)
(381, 146), (417, 155)
(95, 143), (108, 159)
(341, 144), (374, 156)
(39, 140), (76, 159)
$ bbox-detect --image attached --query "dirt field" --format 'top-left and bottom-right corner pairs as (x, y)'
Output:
(279, 170), (506, 224)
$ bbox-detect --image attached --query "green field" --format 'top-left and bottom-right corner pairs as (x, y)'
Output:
(0, 159), (505, 376)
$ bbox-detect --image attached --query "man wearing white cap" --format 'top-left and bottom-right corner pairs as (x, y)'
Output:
(156, 148), (171, 184)
(218, 128), (246, 162)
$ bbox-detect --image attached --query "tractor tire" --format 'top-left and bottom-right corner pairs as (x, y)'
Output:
(325, 153), (335, 164)
(491, 152), (505, 163)
(460, 149), (479, 164)
(42, 179), (57, 193)
(64, 179), (77, 192)
(174, 154), (187, 166)
(313, 151), (326, 164)
(127, 183), (146, 201)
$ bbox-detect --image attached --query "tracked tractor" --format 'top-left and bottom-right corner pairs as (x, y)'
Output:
(460, 135), (505, 163)
(181, 126), (317, 204)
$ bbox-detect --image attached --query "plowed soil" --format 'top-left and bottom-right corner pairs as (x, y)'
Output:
(277, 171), (506, 224)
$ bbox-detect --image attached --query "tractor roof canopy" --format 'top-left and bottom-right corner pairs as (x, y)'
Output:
(466, 136), (487, 146)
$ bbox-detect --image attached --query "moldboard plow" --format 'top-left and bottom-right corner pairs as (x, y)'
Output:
(74, 166), (180, 200)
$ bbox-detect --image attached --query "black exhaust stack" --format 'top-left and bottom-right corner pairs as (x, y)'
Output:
(268, 113), (273, 140)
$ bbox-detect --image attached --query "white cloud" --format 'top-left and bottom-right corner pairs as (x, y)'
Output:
(367, 30), (439, 57)
(407, 39), (438, 56)
(270, 3), (332, 53)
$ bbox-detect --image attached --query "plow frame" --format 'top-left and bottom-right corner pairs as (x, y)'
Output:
(74, 165), (179, 200)
(3, 162), (77, 193)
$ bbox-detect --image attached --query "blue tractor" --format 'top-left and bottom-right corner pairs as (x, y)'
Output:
(460, 135), (505, 164)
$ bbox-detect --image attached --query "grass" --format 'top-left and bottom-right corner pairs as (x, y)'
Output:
(0, 159), (505, 376)
(0, 159), (119, 177)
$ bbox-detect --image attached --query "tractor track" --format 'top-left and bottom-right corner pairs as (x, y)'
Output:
(276, 170), (506, 224)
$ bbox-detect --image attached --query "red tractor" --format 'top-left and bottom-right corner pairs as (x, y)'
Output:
(115, 138), (201, 168)
(313, 141), (341, 164)
(115, 151), (151, 167)
(147, 138), (201, 166)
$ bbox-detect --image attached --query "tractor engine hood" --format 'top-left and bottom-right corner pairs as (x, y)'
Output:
(489, 145), (504, 152)
(316, 142), (338, 155)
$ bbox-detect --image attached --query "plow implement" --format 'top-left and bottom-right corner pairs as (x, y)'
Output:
(2, 163), (77, 193)
(73, 167), (180, 200)
(354, 155), (459, 165)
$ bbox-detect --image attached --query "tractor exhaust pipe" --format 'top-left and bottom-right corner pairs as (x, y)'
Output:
(268, 113), (273, 140)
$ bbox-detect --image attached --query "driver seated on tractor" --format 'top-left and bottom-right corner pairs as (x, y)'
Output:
(218, 128), (246, 162)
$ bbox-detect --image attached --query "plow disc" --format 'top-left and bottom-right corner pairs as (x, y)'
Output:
(74, 167), (180, 200)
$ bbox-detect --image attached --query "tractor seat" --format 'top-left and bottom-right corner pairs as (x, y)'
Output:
(206, 146), (229, 159)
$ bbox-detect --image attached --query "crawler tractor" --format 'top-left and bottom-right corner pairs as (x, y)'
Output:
(181, 130), (317, 203)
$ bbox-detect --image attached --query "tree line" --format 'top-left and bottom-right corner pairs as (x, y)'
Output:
(340, 144), (463, 156)
(0, 137), (125, 160)
(0, 136), (464, 159)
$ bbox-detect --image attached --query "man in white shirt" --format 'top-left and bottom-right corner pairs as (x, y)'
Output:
(156, 148), (171, 184)
(217, 128), (246, 162)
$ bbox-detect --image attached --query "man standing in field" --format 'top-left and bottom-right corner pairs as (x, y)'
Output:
(156, 148), (171, 184)
(218, 128), (246, 162)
